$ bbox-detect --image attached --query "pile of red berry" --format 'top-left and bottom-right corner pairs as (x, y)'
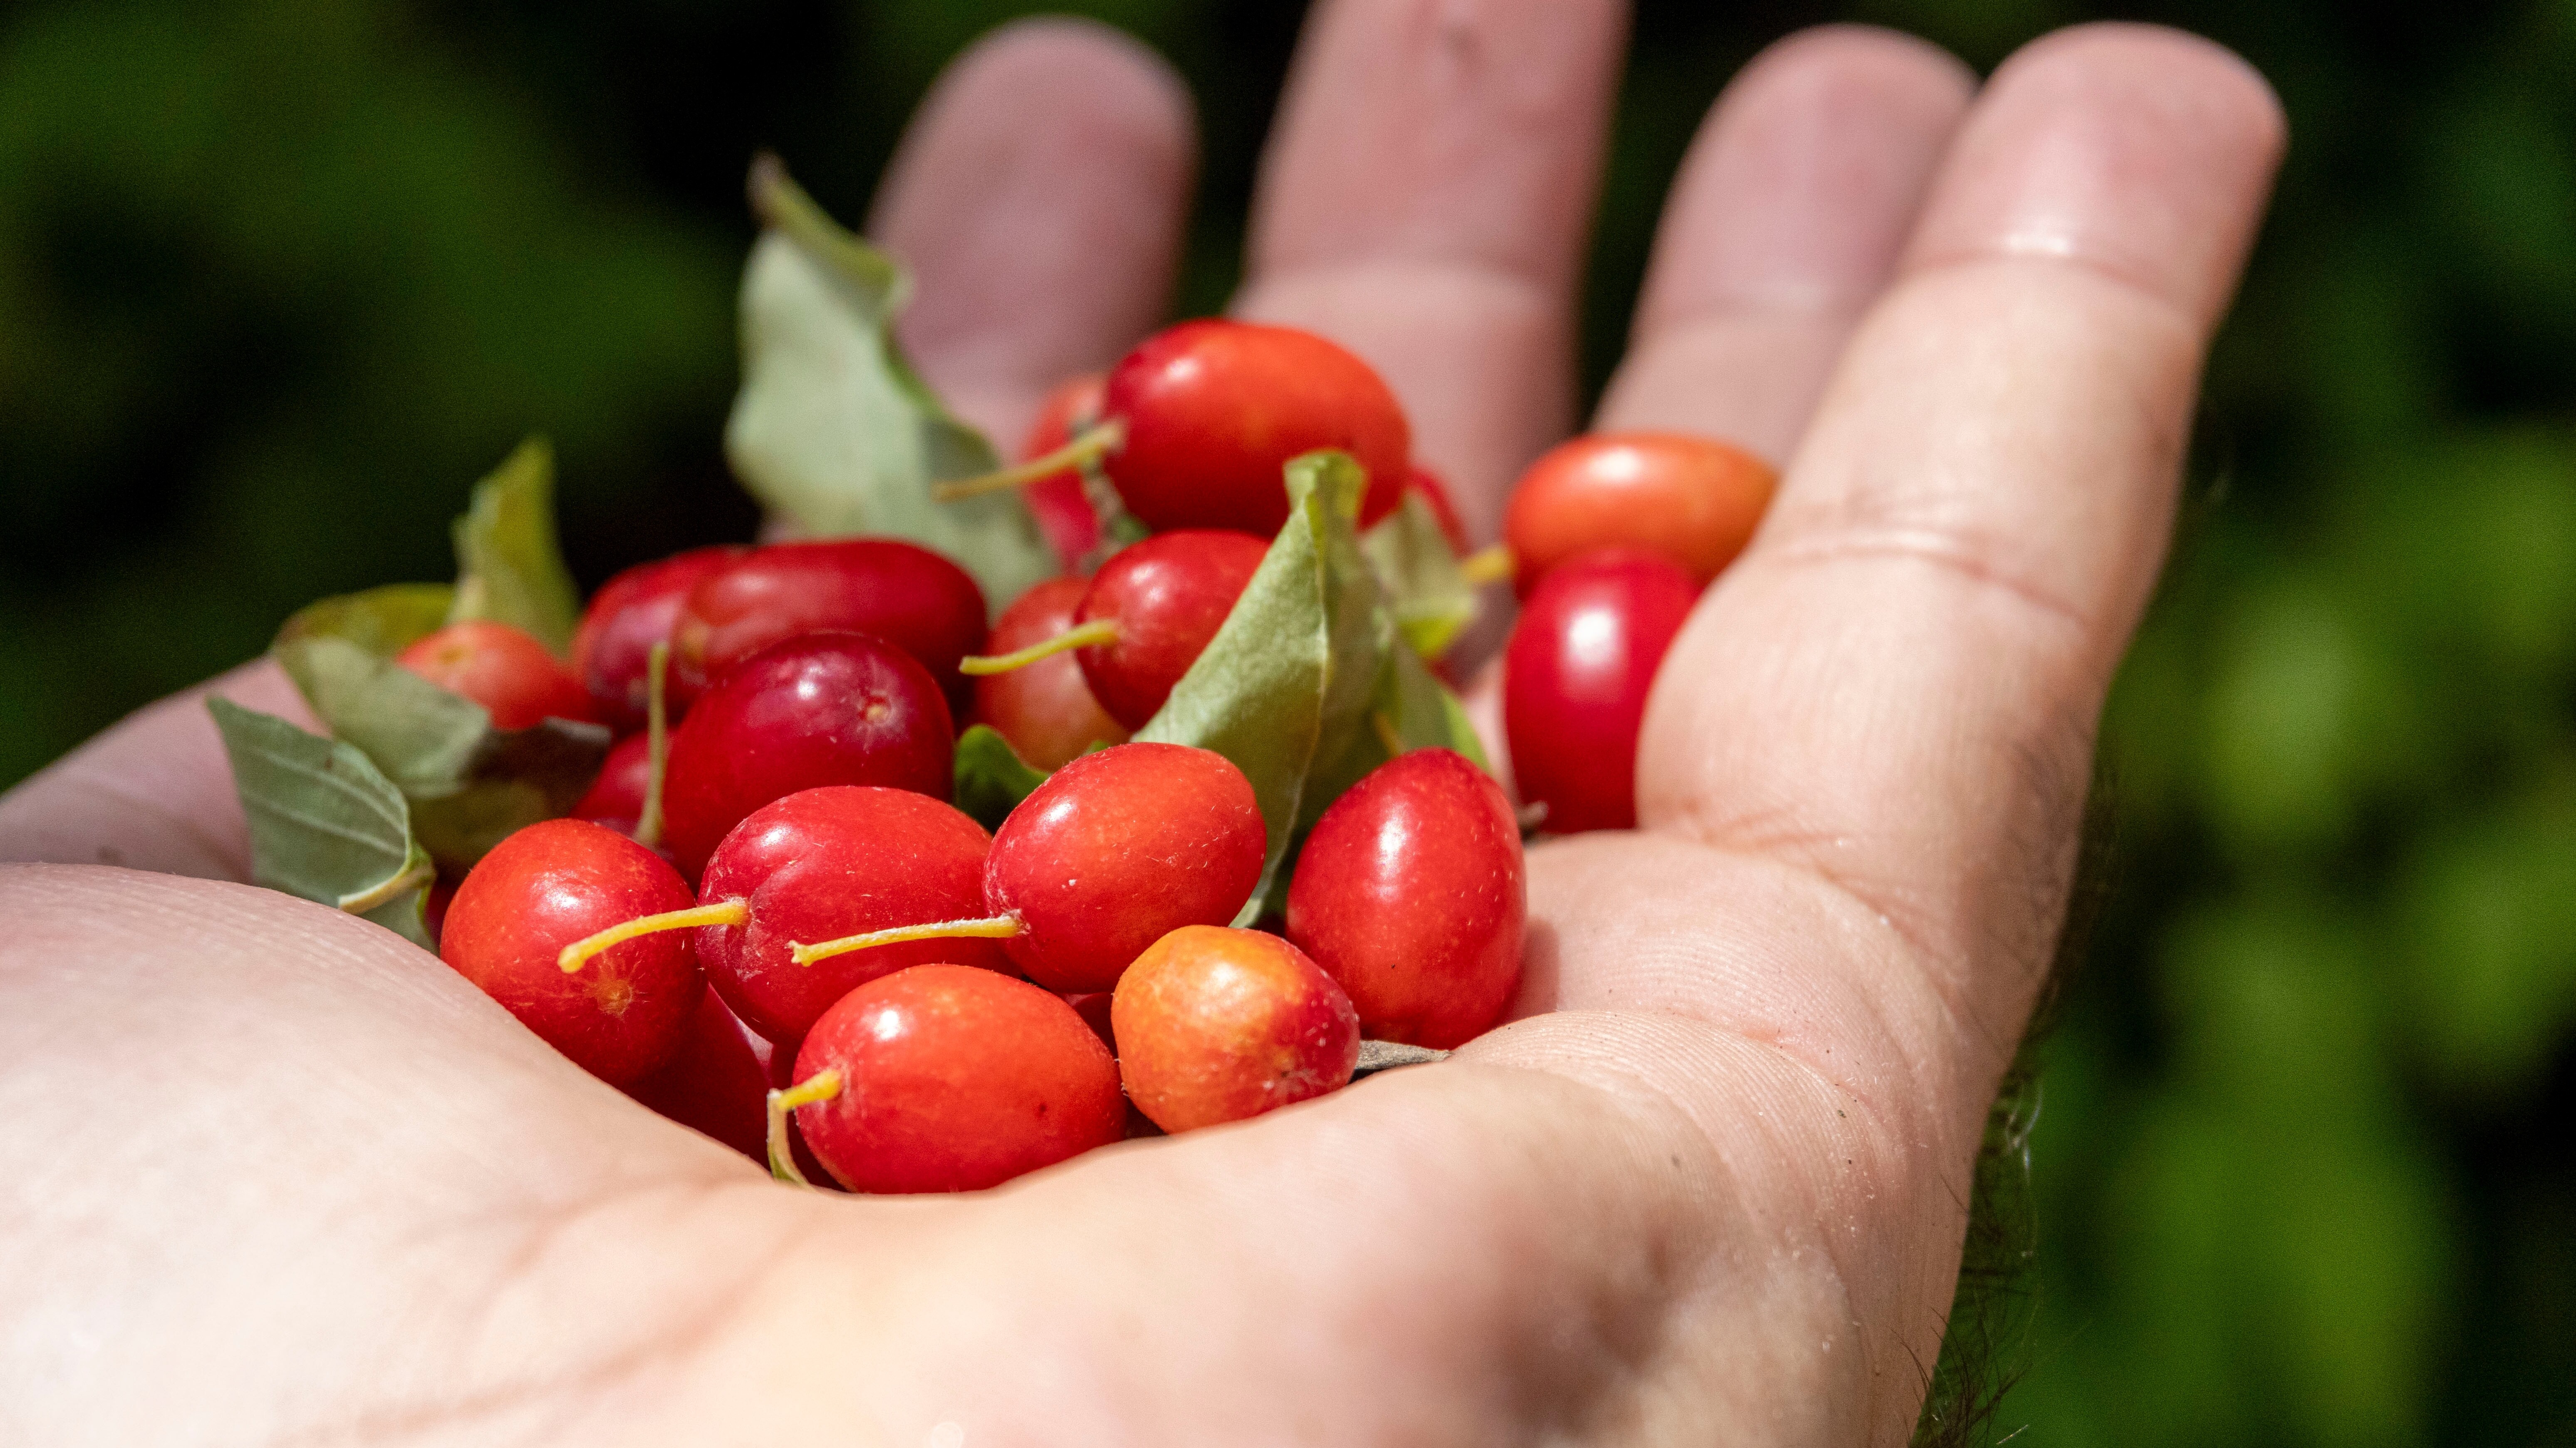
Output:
(215, 160), (1776, 1196)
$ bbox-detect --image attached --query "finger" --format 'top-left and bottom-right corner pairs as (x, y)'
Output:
(1234, 0), (1628, 541)
(0, 660), (317, 880)
(869, 18), (1197, 446)
(1635, 25), (2285, 1054)
(1594, 26), (1974, 461)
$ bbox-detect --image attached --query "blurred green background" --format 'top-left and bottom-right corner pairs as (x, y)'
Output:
(2, 0), (2570, 1440)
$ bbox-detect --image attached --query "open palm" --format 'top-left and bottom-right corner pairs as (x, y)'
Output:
(0, 5), (2281, 1444)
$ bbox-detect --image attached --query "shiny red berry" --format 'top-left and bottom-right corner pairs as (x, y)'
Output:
(570, 545), (746, 729)
(1019, 374), (1107, 570)
(1101, 320), (1410, 535)
(789, 965), (1124, 1193)
(694, 786), (1009, 1049)
(1286, 748), (1525, 1048)
(1504, 432), (1774, 595)
(394, 620), (599, 730)
(1073, 529), (1268, 730)
(985, 742), (1266, 993)
(974, 576), (1129, 770)
(572, 732), (652, 833)
(440, 818), (703, 1086)
(1502, 549), (1700, 833)
(659, 633), (954, 880)
(671, 538), (987, 711)
(1111, 925), (1359, 1133)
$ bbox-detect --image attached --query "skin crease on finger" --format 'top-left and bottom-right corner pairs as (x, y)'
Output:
(0, 17), (2286, 1448)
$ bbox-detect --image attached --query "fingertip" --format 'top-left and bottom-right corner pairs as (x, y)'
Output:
(869, 17), (1200, 441)
(1635, 22), (1976, 335)
(1902, 22), (2287, 326)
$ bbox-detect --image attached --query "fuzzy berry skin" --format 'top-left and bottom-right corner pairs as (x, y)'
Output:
(1286, 749), (1525, 1048)
(1101, 320), (1409, 536)
(1073, 529), (1269, 730)
(624, 989), (773, 1162)
(1111, 926), (1360, 1134)
(1502, 549), (1701, 834)
(658, 633), (954, 881)
(1503, 432), (1775, 596)
(670, 538), (988, 712)
(572, 731), (652, 834)
(440, 818), (704, 1087)
(394, 620), (600, 730)
(570, 545), (746, 729)
(974, 577), (1129, 769)
(1020, 374), (1107, 571)
(985, 743), (1266, 994)
(791, 965), (1124, 1193)
(694, 786), (1009, 1049)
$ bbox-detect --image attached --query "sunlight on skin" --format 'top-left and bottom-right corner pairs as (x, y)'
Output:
(0, 8), (2280, 1444)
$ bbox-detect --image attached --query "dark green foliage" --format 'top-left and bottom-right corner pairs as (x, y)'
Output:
(2, 1), (2571, 1440)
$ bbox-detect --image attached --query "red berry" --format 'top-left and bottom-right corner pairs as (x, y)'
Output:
(1063, 991), (1118, 1053)
(570, 545), (746, 729)
(1020, 374), (1107, 570)
(572, 732), (653, 833)
(659, 633), (954, 880)
(624, 989), (773, 1162)
(394, 620), (599, 730)
(1101, 320), (1410, 535)
(440, 818), (704, 1086)
(1408, 464), (1471, 555)
(671, 538), (988, 712)
(1503, 432), (1775, 596)
(1073, 529), (1268, 730)
(1286, 749), (1525, 1047)
(1110, 925), (1359, 1133)
(1502, 549), (1700, 833)
(789, 965), (1124, 1193)
(694, 786), (1008, 1048)
(974, 577), (1129, 769)
(985, 743), (1266, 993)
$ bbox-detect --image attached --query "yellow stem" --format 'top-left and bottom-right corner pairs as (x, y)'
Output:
(790, 915), (1023, 968)
(931, 419), (1126, 502)
(958, 619), (1120, 676)
(557, 898), (748, 974)
(1457, 543), (1515, 588)
(765, 1069), (843, 1187)
(337, 860), (434, 916)
(1370, 711), (1407, 759)
(634, 640), (670, 850)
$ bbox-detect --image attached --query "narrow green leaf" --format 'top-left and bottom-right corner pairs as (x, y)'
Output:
(953, 724), (1052, 830)
(207, 698), (435, 950)
(1362, 491), (1479, 660)
(275, 634), (609, 874)
(1135, 452), (1379, 919)
(447, 437), (582, 655)
(725, 156), (1055, 615)
(277, 583), (456, 657)
(1138, 450), (1496, 923)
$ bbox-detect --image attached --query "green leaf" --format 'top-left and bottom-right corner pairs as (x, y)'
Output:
(1362, 491), (1478, 660)
(724, 155), (1055, 615)
(1134, 453), (1362, 919)
(447, 437), (582, 655)
(274, 633), (609, 873)
(952, 724), (1052, 830)
(207, 698), (435, 950)
(277, 583), (457, 657)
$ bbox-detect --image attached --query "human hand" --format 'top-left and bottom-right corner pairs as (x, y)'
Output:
(0, 5), (2281, 1444)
